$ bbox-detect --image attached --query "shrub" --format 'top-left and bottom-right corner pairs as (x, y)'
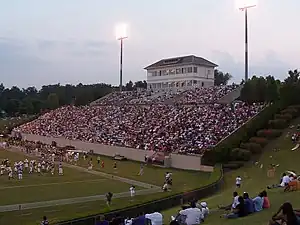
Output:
(230, 148), (251, 161)
(249, 137), (269, 147)
(240, 142), (262, 154)
(229, 161), (245, 167)
(275, 113), (293, 121)
(268, 119), (287, 129)
(257, 129), (283, 139)
(281, 108), (298, 117)
(223, 163), (242, 170)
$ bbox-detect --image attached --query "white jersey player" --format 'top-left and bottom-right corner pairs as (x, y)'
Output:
(37, 162), (41, 173)
(18, 167), (23, 180)
(58, 163), (63, 175)
(130, 185), (136, 198)
(24, 159), (29, 170)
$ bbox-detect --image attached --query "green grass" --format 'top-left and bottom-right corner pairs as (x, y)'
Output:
(77, 155), (215, 192)
(0, 149), (135, 205)
(0, 146), (219, 225)
(162, 118), (300, 225)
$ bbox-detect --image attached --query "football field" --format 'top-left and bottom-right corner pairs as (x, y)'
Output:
(0, 147), (218, 225)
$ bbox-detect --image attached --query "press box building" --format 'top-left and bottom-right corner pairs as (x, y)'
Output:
(144, 55), (217, 91)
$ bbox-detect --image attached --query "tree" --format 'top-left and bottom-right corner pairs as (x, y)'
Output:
(46, 93), (59, 109)
(125, 80), (134, 91)
(214, 70), (232, 86)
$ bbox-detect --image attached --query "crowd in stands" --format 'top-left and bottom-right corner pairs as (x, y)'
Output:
(16, 101), (263, 155)
(94, 85), (238, 106)
(175, 85), (239, 105)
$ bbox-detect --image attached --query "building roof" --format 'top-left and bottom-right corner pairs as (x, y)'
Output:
(144, 55), (218, 70)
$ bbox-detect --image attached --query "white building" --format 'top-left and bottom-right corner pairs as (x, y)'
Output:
(144, 55), (217, 91)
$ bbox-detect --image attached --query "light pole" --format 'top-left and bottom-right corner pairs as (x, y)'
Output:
(237, 0), (257, 82)
(116, 23), (128, 92)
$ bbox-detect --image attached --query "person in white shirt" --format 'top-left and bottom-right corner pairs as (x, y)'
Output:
(200, 202), (209, 219)
(130, 185), (135, 198)
(218, 192), (239, 210)
(236, 176), (242, 188)
(281, 173), (290, 187)
(145, 212), (163, 225)
(179, 202), (204, 225)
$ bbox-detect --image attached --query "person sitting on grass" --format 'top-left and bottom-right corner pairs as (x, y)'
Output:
(218, 191), (239, 211)
(178, 201), (204, 225)
(221, 196), (247, 219)
(252, 192), (264, 212)
(269, 202), (300, 225)
(268, 173), (290, 189)
(243, 192), (254, 214)
(285, 175), (298, 192)
(262, 190), (270, 209)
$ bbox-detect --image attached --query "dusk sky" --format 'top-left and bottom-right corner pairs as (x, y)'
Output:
(0, 0), (299, 88)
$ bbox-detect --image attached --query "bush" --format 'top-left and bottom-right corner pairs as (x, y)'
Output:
(223, 163), (242, 170)
(281, 108), (298, 117)
(257, 129), (283, 139)
(240, 142), (262, 154)
(275, 113), (293, 121)
(230, 148), (252, 161)
(249, 137), (269, 147)
(268, 119), (287, 129)
(229, 161), (245, 167)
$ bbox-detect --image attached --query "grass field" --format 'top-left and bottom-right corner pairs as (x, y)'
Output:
(0, 126), (220, 225)
(162, 118), (300, 225)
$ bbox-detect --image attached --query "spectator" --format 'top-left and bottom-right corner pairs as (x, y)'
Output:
(223, 196), (247, 219)
(252, 192), (264, 212)
(269, 202), (300, 225)
(179, 201), (204, 225)
(243, 192), (254, 214)
(145, 211), (163, 225)
(262, 190), (270, 209)
(218, 191), (239, 211)
(41, 216), (49, 225)
(96, 216), (109, 225)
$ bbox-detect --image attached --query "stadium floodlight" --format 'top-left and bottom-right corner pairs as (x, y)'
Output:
(236, 0), (257, 82)
(116, 23), (128, 92)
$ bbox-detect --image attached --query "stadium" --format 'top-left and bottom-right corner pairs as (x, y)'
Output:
(1, 1), (300, 224)
(1, 63), (300, 225)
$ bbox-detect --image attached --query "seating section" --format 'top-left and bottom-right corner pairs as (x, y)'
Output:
(17, 93), (263, 155)
(93, 85), (239, 105)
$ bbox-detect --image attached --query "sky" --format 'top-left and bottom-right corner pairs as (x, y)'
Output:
(0, 0), (299, 88)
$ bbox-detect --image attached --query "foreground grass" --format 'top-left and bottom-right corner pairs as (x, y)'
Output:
(162, 118), (300, 225)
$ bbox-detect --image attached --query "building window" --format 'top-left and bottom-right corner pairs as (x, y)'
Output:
(157, 83), (161, 88)
(182, 68), (187, 73)
(170, 69), (175, 75)
(187, 67), (192, 73)
(176, 69), (181, 74)
(193, 67), (198, 73)
(207, 70), (212, 75)
(159, 71), (162, 76)
(202, 82), (204, 87)
(193, 80), (197, 85)
(187, 80), (192, 86)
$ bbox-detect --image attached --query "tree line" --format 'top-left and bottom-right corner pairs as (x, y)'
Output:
(0, 69), (231, 117)
(0, 80), (147, 116)
(240, 69), (300, 107)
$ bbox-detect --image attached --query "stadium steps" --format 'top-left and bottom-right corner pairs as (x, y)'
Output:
(217, 85), (243, 104)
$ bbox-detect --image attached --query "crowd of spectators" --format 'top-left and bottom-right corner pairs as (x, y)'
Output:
(94, 85), (238, 106)
(175, 85), (239, 105)
(17, 101), (263, 155)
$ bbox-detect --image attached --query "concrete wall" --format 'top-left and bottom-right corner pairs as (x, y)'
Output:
(20, 133), (214, 172)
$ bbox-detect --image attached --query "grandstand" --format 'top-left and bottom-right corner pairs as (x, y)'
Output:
(16, 85), (263, 164)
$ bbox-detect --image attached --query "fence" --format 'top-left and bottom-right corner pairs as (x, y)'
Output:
(55, 167), (223, 225)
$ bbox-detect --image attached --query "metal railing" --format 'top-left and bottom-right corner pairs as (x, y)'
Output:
(56, 167), (224, 225)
